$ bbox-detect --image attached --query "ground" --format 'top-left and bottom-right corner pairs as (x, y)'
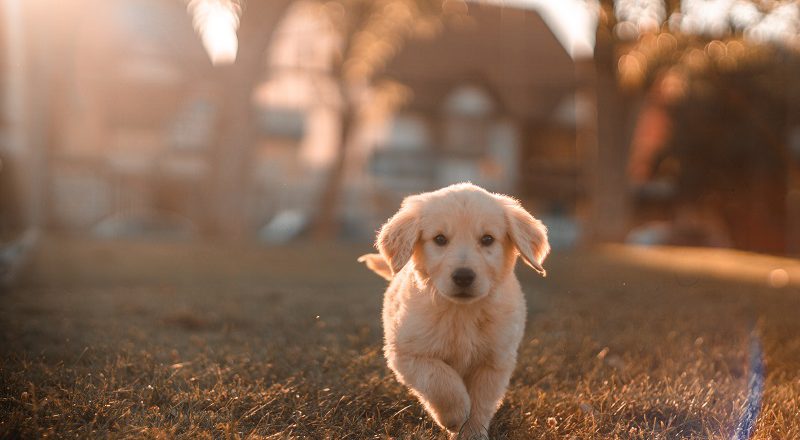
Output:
(1, 238), (799, 439)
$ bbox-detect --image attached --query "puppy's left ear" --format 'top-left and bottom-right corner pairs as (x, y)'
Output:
(377, 195), (421, 275)
(498, 195), (550, 277)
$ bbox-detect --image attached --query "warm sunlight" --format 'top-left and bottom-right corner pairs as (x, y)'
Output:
(477, 0), (598, 59)
(187, 0), (240, 65)
(3, 0), (800, 437)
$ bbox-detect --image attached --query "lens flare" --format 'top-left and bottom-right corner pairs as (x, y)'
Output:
(768, 268), (790, 288)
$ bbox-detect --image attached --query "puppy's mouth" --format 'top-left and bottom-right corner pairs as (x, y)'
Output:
(447, 290), (482, 303)
(431, 280), (486, 303)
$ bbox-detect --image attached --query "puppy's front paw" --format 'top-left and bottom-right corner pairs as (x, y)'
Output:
(431, 391), (470, 434)
(448, 426), (488, 440)
(457, 419), (489, 440)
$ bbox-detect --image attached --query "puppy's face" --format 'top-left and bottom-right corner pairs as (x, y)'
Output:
(414, 193), (510, 303)
(377, 183), (549, 304)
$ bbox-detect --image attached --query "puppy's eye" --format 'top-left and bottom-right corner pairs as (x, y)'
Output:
(480, 235), (495, 246)
(433, 234), (448, 246)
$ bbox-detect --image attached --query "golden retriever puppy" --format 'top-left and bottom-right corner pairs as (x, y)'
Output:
(373, 183), (549, 439)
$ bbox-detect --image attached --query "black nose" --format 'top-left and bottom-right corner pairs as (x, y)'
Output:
(451, 268), (476, 288)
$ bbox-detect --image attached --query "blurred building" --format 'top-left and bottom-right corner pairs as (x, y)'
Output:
(3, 0), (798, 254)
(1, 0), (42, 240)
(6, 0), (582, 243)
(358, 3), (582, 242)
(49, 0), (215, 237)
(244, 1), (584, 242)
(0, 0), (13, 237)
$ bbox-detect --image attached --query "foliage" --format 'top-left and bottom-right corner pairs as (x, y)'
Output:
(600, 0), (800, 91)
(597, 1), (800, 252)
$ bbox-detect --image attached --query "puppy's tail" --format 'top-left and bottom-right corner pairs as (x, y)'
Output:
(357, 253), (393, 281)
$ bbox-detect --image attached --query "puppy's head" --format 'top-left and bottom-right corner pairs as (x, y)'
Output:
(377, 183), (549, 304)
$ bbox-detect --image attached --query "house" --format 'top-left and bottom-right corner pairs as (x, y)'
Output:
(31, 0), (214, 236)
(351, 2), (584, 243)
(2, 0), (586, 245)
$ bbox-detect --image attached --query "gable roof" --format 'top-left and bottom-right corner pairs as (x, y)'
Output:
(383, 3), (577, 121)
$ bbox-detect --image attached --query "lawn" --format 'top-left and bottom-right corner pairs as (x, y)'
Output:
(1, 238), (799, 439)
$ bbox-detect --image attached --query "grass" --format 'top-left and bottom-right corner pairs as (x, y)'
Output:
(1, 238), (799, 439)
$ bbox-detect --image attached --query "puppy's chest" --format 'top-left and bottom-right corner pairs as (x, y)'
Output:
(418, 309), (496, 372)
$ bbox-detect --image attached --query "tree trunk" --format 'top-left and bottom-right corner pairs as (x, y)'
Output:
(208, 0), (293, 240)
(306, 5), (370, 242)
(311, 105), (354, 240)
(784, 59), (800, 257)
(209, 61), (261, 239)
(585, 24), (639, 243)
(788, 149), (800, 256)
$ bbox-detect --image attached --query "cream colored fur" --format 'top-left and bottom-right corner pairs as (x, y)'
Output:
(371, 183), (549, 439)
(357, 253), (393, 281)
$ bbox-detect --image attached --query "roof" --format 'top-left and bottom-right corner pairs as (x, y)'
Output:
(382, 3), (577, 121)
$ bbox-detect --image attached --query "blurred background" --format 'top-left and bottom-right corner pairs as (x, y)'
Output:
(2, 3), (800, 437)
(2, 0), (800, 254)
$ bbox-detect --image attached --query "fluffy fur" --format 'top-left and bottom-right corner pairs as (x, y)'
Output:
(357, 253), (393, 281)
(368, 183), (549, 439)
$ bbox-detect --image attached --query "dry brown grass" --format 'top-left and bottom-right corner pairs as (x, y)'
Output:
(1, 238), (799, 439)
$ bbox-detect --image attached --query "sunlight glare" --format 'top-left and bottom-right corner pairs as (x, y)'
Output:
(475, 0), (598, 59)
(188, 0), (240, 65)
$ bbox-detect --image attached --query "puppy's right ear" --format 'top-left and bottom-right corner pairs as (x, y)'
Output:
(357, 253), (393, 281)
(377, 196), (421, 275)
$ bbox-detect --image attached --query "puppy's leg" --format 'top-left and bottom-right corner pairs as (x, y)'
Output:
(391, 355), (471, 434)
(460, 365), (514, 439)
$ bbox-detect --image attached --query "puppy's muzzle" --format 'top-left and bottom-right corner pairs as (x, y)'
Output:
(451, 267), (476, 288)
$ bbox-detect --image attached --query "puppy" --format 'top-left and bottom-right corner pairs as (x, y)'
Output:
(373, 183), (549, 439)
